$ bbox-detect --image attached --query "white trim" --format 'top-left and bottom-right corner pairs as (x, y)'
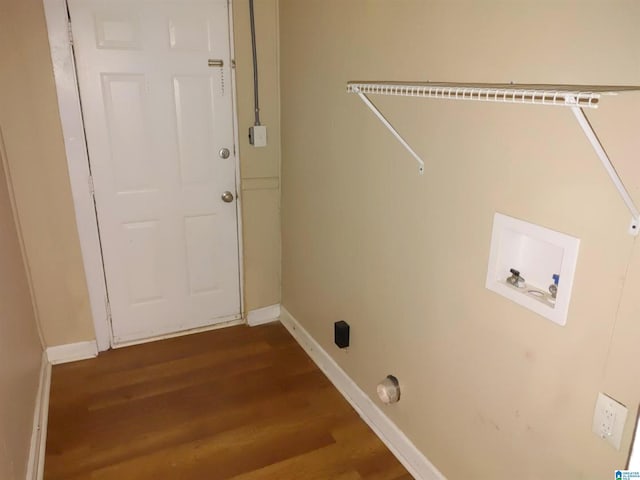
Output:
(228, 0), (246, 319)
(46, 341), (98, 365)
(26, 353), (51, 480)
(280, 307), (446, 480)
(43, 0), (245, 349)
(247, 303), (281, 326)
(43, 0), (111, 351)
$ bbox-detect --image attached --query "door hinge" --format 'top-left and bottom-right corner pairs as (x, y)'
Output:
(67, 21), (74, 45)
(88, 175), (95, 196)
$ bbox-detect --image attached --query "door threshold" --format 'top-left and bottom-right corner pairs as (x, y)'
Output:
(111, 316), (244, 349)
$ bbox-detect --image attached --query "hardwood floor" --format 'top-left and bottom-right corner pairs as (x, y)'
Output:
(45, 323), (411, 479)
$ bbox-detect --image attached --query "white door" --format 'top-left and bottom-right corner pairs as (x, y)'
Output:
(68, 0), (241, 344)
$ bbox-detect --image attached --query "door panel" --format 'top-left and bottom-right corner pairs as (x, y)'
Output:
(123, 221), (163, 304)
(102, 74), (154, 191)
(173, 75), (217, 184)
(68, 0), (241, 343)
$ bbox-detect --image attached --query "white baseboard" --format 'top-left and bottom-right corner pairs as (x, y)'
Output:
(247, 303), (281, 327)
(46, 340), (98, 365)
(26, 352), (51, 480)
(280, 307), (446, 480)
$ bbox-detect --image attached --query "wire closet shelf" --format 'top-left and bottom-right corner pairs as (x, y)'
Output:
(346, 81), (640, 236)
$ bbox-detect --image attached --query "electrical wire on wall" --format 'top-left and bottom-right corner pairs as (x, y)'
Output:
(248, 0), (267, 147)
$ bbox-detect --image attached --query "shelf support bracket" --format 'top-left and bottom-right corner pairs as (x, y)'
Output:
(570, 106), (639, 236)
(352, 87), (425, 175)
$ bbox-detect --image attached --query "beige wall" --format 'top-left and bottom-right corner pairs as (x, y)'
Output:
(279, 1), (640, 477)
(233, 0), (282, 312)
(0, 133), (44, 479)
(0, 0), (95, 346)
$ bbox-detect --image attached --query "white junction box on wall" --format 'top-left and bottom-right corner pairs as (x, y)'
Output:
(485, 213), (580, 326)
(249, 125), (267, 147)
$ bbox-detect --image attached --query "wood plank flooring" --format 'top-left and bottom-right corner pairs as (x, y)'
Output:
(44, 323), (411, 479)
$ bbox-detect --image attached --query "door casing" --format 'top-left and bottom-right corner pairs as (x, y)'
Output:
(43, 0), (245, 351)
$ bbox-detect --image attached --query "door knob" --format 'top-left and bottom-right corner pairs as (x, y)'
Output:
(219, 148), (230, 159)
(221, 191), (234, 203)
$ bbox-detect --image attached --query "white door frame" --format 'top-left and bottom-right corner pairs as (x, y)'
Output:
(43, 0), (245, 351)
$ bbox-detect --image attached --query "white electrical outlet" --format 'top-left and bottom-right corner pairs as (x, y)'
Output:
(592, 392), (628, 450)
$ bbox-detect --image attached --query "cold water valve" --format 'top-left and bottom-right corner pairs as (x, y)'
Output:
(549, 274), (560, 299)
